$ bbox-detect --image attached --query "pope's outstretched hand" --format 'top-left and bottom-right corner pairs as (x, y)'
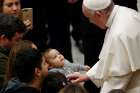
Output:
(67, 72), (89, 83)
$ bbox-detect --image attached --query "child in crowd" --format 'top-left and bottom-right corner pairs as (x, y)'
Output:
(59, 83), (88, 93)
(41, 72), (70, 93)
(43, 48), (90, 76)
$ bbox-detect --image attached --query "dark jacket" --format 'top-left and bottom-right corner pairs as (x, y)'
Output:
(0, 47), (9, 87)
(0, 78), (40, 93)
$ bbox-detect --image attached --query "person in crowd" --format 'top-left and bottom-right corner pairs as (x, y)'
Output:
(0, 0), (48, 51)
(0, 0), (20, 17)
(5, 40), (37, 81)
(1, 49), (49, 93)
(43, 48), (90, 76)
(67, 0), (140, 93)
(59, 83), (88, 93)
(0, 13), (26, 88)
(41, 72), (69, 93)
(0, 0), (32, 30)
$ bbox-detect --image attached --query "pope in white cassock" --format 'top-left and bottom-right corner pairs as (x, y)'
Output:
(67, 0), (140, 93)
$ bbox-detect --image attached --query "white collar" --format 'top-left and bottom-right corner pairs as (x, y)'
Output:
(106, 5), (119, 28)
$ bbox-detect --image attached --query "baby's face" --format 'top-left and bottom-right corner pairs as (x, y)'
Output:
(45, 49), (64, 68)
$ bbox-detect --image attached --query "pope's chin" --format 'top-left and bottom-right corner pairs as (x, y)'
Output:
(91, 20), (107, 30)
(99, 25), (107, 30)
(95, 23), (107, 30)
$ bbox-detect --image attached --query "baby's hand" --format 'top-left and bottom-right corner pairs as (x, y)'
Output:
(84, 65), (90, 71)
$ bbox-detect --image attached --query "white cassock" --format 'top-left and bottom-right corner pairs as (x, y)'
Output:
(86, 5), (140, 93)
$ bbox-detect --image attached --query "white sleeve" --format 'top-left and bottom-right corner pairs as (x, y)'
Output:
(86, 61), (105, 87)
(100, 73), (132, 93)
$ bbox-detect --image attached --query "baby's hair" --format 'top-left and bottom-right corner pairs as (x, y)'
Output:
(44, 48), (53, 55)
(41, 72), (70, 93)
(43, 48), (53, 62)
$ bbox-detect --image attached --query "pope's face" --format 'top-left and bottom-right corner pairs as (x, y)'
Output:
(82, 5), (107, 29)
(3, 0), (21, 17)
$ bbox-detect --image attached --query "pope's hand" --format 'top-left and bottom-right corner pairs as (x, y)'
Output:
(67, 72), (89, 83)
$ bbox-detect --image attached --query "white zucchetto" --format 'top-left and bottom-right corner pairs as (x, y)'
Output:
(83, 0), (111, 11)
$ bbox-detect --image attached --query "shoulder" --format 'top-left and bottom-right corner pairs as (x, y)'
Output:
(0, 52), (7, 60)
(0, 48), (9, 59)
(110, 7), (140, 39)
(11, 87), (40, 93)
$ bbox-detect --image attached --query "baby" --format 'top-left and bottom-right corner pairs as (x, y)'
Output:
(43, 48), (90, 76)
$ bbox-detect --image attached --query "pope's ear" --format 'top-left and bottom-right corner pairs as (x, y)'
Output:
(95, 10), (104, 16)
(95, 11), (102, 15)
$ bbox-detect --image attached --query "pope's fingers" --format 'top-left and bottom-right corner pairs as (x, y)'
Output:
(71, 78), (82, 83)
(67, 72), (81, 80)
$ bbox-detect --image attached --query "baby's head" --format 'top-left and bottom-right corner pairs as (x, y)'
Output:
(41, 72), (69, 93)
(59, 83), (88, 93)
(43, 48), (65, 68)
